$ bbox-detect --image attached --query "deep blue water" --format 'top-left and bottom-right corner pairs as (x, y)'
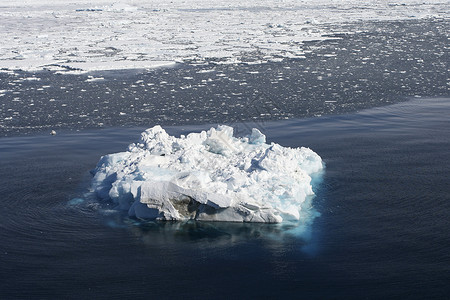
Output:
(1, 97), (449, 299)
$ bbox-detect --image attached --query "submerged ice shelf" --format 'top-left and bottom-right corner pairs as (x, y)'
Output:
(91, 125), (324, 223)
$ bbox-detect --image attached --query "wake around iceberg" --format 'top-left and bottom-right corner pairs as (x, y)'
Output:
(91, 125), (324, 223)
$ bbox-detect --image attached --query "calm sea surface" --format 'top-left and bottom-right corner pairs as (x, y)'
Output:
(0, 19), (449, 299)
(1, 98), (449, 299)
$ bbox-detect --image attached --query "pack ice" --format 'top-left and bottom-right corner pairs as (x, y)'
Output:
(91, 125), (323, 223)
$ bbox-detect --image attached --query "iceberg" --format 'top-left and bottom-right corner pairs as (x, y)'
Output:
(91, 125), (323, 223)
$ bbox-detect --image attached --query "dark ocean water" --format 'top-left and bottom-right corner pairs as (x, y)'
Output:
(1, 19), (449, 299)
(1, 98), (449, 299)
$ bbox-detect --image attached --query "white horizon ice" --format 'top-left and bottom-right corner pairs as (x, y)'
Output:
(91, 125), (324, 223)
(1, 0), (447, 73)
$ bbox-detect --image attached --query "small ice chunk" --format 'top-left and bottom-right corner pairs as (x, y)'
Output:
(249, 128), (266, 144)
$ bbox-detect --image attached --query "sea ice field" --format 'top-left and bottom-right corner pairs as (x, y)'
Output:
(1, 18), (448, 136)
(0, 0), (449, 299)
(1, 0), (447, 73)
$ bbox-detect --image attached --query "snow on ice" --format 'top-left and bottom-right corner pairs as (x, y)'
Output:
(91, 125), (324, 223)
(1, 0), (447, 73)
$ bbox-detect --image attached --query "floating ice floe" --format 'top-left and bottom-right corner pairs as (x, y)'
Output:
(91, 125), (324, 223)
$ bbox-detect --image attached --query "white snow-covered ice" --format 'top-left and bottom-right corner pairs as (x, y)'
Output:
(91, 125), (324, 223)
(1, 0), (447, 73)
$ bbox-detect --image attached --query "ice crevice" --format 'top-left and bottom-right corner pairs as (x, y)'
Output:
(91, 125), (324, 223)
